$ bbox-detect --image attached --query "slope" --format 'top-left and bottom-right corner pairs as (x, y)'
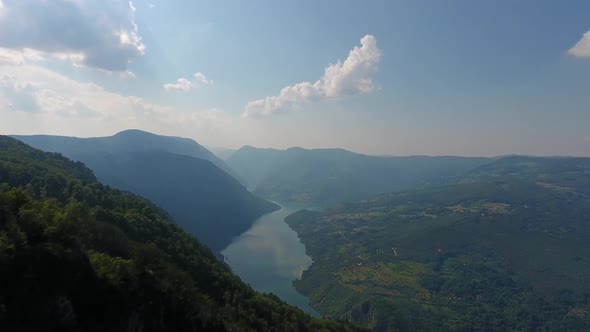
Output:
(463, 155), (590, 194)
(13, 129), (239, 181)
(14, 131), (276, 252)
(78, 150), (278, 251)
(227, 146), (491, 206)
(206, 146), (237, 161)
(226, 145), (283, 190)
(285, 156), (590, 331)
(0, 135), (364, 332)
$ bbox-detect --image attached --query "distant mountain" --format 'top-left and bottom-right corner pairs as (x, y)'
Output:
(226, 145), (283, 190)
(74, 150), (278, 251)
(206, 146), (237, 160)
(14, 130), (277, 252)
(462, 155), (590, 194)
(286, 155), (590, 331)
(227, 146), (491, 206)
(0, 135), (364, 331)
(13, 129), (240, 180)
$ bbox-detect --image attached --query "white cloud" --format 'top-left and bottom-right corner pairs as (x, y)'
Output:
(120, 71), (136, 79)
(568, 30), (590, 58)
(0, 74), (39, 113)
(163, 78), (193, 92)
(163, 72), (212, 92)
(0, 0), (145, 72)
(194, 72), (213, 86)
(0, 64), (171, 125)
(0, 48), (85, 66)
(0, 64), (243, 146)
(243, 35), (381, 117)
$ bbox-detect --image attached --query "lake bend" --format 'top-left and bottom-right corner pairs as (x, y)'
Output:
(222, 205), (319, 316)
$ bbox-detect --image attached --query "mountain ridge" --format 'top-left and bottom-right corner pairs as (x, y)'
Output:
(0, 134), (365, 331)
(12, 129), (241, 181)
(12, 131), (276, 252)
(227, 145), (492, 206)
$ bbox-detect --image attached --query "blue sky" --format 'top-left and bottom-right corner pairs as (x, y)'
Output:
(1, 0), (590, 156)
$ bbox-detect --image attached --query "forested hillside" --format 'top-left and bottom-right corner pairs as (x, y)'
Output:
(63, 150), (277, 252)
(13, 130), (237, 179)
(285, 156), (590, 331)
(227, 146), (490, 206)
(462, 155), (590, 195)
(0, 135), (364, 331)
(14, 131), (277, 252)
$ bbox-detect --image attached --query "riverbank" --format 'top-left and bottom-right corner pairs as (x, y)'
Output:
(222, 205), (320, 316)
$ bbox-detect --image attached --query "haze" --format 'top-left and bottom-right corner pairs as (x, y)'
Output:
(1, 0), (590, 157)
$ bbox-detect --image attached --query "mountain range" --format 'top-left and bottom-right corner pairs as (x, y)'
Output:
(9, 130), (590, 331)
(14, 130), (277, 252)
(227, 145), (491, 206)
(0, 135), (364, 331)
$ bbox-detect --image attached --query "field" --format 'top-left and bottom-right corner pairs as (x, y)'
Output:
(286, 157), (590, 331)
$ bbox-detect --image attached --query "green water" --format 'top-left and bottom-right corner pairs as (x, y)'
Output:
(222, 205), (320, 316)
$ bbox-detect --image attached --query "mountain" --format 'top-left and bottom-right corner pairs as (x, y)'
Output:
(73, 150), (278, 252)
(462, 155), (590, 194)
(13, 129), (239, 179)
(284, 156), (590, 331)
(13, 131), (277, 252)
(226, 146), (283, 190)
(0, 135), (365, 331)
(206, 146), (237, 160)
(227, 146), (491, 206)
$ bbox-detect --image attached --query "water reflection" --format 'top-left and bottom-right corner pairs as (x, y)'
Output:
(222, 206), (319, 316)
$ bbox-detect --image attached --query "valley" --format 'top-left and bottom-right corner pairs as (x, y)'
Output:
(3, 3), (589, 330)
(8, 129), (590, 331)
(0, 135), (364, 331)
(4, 132), (590, 331)
(222, 204), (319, 316)
(227, 146), (490, 207)
(14, 130), (278, 253)
(284, 157), (590, 331)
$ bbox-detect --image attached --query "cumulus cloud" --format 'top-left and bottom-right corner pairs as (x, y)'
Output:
(163, 78), (193, 92)
(0, 48), (83, 65)
(0, 75), (39, 113)
(194, 72), (212, 86)
(163, 72), (213, 92)
(120, 71), (136, 79)
(243, 35), (381, 117)
(0, 65), (170, 123)
(0, 64), (241, 145)
(568, 31), (590, 58)
(0, 0), (145, 71)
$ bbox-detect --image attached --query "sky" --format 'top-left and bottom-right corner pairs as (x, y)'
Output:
(1, 0), (590, 157)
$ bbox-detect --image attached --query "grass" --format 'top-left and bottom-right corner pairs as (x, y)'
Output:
(285, 174), (590, 331)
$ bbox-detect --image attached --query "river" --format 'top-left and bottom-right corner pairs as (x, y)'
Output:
(221, 205), (320, 316)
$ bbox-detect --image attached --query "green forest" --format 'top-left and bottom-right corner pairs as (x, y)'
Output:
(15, 131), (278, 253)
(286, 157), (590, 331)
(3, 1), (590, 330)
(0, 135), (364, 331)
